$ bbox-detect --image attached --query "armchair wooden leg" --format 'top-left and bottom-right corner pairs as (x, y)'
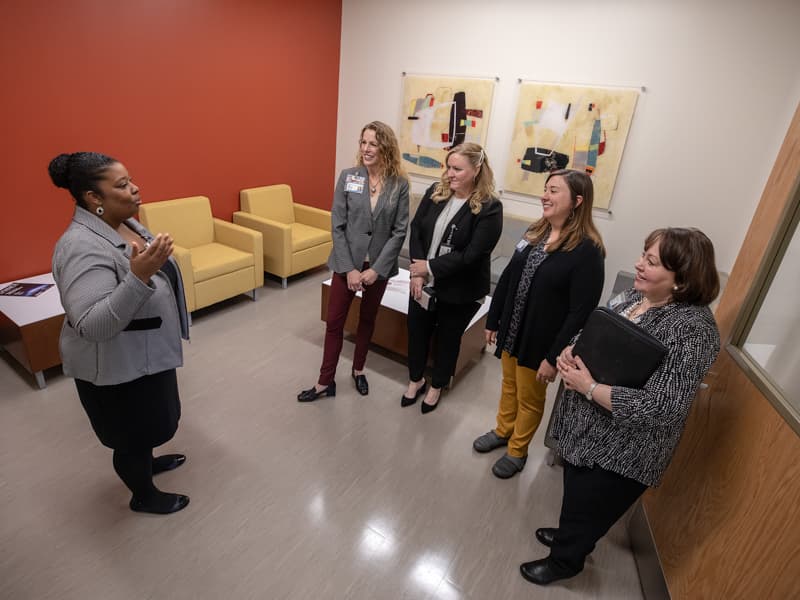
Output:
(249, 289), (256, 301)
(281, 277), (287, 289)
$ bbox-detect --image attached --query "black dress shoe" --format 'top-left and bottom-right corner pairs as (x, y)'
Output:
(401, 383), (427, 407)
(535, 527), (558, 547)
(297, 382), (336, 402)
(352, 371), (369, 396)
(421, 390), (441, 414)
(152, 453), (186, 475)
(129, 493), (190, 515)
(519, 558), (581, 586)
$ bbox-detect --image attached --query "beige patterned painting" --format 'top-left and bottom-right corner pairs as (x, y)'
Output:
(504, 82), (639, 210)
(399, 75), (496, 178)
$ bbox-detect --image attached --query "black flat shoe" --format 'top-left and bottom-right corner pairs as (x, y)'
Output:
(129, 493), (190, 515)
(401, 382), (427, 407)
(421, 390), (441, 415)
(535, 527), (558, 547)
(519, 558), (581, 586)
(297, 382), (336, 402)
(352, 371), (369, 396)
(153, 453), (186, 475)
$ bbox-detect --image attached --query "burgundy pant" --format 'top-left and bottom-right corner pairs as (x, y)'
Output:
(318, 268), (388, 386)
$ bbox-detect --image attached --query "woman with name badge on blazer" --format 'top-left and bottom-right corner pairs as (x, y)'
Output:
(403, 142), (503, 414)
(49, 152), (191, 515)
(472, 169), (605, 479)
(298, 121), (409, 402)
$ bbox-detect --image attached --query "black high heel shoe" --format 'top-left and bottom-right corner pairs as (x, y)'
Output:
(352, 371), (369, 396)
(420, 388), (441, 414)
(401, 382), (427, 407)
(297, 382), (336, 402)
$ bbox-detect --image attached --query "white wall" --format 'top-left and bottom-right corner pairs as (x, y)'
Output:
(335, 0), (800, 299)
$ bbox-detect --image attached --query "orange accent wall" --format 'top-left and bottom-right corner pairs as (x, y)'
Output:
(0, 0), (341, 282)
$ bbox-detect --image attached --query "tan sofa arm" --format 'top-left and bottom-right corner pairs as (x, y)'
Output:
(171, 244), (196, 312)
(214, 218), (264, 286)
(294, 204), (332, 232)
(231, 212), (290, 276)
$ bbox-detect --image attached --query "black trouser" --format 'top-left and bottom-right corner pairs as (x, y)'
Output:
(549, 461), (648, 571)
(113, 448), (158, 501)
(407, 298), (480, 389)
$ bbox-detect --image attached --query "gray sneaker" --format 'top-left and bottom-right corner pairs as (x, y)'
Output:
(492, 453), (527, 479)
(472, 430), (509, 453)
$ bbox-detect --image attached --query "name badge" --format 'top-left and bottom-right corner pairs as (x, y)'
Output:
(515, 239), (529, 251)
(345, 173), (366, 194)
(438, 242), (454, 257)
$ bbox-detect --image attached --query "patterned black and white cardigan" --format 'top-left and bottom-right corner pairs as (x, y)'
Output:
(551, 288), (720, 487)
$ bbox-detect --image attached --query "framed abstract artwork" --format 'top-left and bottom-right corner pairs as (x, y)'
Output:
(504, 82), (639, 210)
(399, 74), (496, 178)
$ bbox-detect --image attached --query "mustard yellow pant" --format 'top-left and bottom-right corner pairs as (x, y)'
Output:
(494, 351), (548, 458)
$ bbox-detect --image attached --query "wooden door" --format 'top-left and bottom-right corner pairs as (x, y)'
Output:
(642, 103), (800, 599)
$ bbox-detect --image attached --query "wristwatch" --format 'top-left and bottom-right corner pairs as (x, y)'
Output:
(584, 382), (599, 401)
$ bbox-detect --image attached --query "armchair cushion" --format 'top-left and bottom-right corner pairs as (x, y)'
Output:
(292, 223), (331, 252)
(191, 243), (255, 283)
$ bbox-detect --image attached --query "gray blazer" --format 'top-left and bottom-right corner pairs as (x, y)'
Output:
(52, 207), (189, 386)
(327, 166), (409, 279)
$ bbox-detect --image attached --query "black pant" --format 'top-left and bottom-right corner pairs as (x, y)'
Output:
(407, 297), (480, 389)
(549, 461), (647, 571)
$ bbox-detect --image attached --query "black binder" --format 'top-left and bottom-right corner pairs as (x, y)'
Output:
(572, 307), (667, 388)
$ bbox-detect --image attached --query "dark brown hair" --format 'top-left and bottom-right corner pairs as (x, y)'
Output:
(645, 227), (720, 306)
(525, 169), (605, 255)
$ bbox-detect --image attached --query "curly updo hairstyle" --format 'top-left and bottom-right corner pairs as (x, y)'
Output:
(48, 152), (118, 208)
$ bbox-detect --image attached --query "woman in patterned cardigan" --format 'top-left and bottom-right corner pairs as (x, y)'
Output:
(519, 227), (721, 586)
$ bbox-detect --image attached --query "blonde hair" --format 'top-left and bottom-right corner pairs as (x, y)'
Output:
(431, 142), (496, 214)
(355, 121), (407, 180)
(525, 169), (605, 256)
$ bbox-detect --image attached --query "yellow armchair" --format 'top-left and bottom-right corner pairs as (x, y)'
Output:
(138, 196), (264, 312)
(233, 184), (332, 288)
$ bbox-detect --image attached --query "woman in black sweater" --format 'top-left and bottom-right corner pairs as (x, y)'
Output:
(403, 143), (503, 414)
(473, 170), (605, 478)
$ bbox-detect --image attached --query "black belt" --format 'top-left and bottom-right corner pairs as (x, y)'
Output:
(123, 317), (162, 331)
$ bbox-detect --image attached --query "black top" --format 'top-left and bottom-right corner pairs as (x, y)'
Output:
(487, 236), (604, 369)
(409, 184), (503, 304)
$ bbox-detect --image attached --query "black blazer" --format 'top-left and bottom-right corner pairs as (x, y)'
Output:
(487, 237), (604, 369)
(409, 184), (503, 304)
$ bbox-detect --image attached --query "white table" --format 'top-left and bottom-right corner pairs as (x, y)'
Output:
(0, 273), (64, 388)
(321, 269), (490, 383)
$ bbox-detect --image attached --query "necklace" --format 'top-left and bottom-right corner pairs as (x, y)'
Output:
(368, 174), (382, 194)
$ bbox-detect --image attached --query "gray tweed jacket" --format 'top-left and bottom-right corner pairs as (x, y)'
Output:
(52, 206), (189, 385)
(327, 166), (409, 279)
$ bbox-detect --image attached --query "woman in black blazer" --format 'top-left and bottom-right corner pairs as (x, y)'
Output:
(472, 170), (605, 479)
(403, 143), (503, 414)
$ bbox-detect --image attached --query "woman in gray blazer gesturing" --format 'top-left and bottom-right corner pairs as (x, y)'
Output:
(50, 152), (190, 515)
(298, 121), (409, 401)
